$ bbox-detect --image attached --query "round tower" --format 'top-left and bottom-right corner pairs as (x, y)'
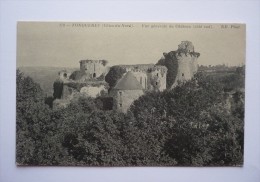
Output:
(175, 53), (193, 84)
(110, 71), (144, 113)
(171, 41), (200, 88)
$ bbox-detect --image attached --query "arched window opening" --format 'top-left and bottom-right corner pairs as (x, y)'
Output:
(64, 73), (67, 78)
(93, 73), (96, 78)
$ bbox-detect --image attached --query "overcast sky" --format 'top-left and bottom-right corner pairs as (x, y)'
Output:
(17, 22), (245, 68)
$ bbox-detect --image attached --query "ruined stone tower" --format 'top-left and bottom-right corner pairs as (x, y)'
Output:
(80, 60), (108, 79)
(173, 41), (200, 87)
(157, 41), (200, 88)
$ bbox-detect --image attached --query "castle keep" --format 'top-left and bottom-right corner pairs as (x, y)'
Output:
(173, 41), (199, 87)
(80, 60), (108, 79)
(53, 41), (200, 113)
(157, 41), (200, 89)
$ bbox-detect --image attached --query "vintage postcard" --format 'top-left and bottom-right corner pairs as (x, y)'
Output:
(16, 22), (245, 166)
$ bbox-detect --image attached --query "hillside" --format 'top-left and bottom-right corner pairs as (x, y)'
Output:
(18, 67), (77, 96)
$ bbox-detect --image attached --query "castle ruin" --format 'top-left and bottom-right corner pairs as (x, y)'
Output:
(173, 41), (199, 87)
(53, 41), (200, 113)
(115, 64), (167, 91)
(158, 41), (200, 88)
(80, 60), (109, 79)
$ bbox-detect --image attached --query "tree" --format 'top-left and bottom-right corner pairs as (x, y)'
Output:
(105, 66), (126, 88)
(156, 51), (179, 88)
(16, 69), (244, 166)
(53, 79), (63, 99)
(16, 70), (45, 102)
(16, 70), (55, 165)
(129, 73), (244, 166)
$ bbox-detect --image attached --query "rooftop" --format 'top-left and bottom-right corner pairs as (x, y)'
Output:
(114, 71), (143, 90)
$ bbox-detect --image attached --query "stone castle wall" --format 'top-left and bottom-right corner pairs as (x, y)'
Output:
(147, 69), (167, 91)
(80, 85), (107, 98)
(116, 64), (167, 91)
(168, 41), (200, 88)
(176, 54), (194, 82)
(60, 81), (108, 99)
(61, 84), (72, 99)
(131, 71), (148, 89)
(80, 60), (108, 78)
(110, 89), (144, 113)
(171, 53), (198, 88)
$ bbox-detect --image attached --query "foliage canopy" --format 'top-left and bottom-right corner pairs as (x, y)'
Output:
(16, 69), (244, 166)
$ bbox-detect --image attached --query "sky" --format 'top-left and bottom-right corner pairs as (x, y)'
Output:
(17, 22), (245, 68)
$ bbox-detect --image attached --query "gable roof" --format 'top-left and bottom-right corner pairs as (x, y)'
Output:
(114, 71), (143, 90)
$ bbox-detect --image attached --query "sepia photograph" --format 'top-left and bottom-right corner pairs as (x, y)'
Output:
(16, 22), (245, 166)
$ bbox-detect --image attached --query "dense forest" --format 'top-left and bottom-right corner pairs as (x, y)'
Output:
(16, 68), (244, 166)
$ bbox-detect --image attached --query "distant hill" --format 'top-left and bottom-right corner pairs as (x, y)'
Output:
(18, 67), (77, 96)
